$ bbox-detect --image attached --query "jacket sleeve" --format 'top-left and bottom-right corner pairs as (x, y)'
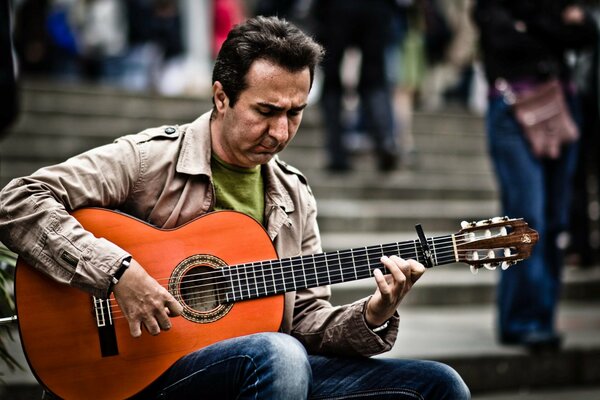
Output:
(0, 139), (140, 297)
(289, 193), (399, 357)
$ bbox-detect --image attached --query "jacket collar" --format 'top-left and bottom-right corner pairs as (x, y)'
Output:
(175, 111), (294, 214)
(176, 111), (213, 177)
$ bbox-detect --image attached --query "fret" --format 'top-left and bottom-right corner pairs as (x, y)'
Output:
(253, 261), (264, 297)
(281, 257), (294, 292)
(366, 246), (382, 276)
(269, 260), (281, 294)
(250, 262), (260, 299)
(231, 267), (242, 301)
(241, 263), (251, 300)
(261, 262), (269, 295)
(352, 247), (371, 280)
(314, 253), (329, 286)
(365, 247), (372, 273)
(292, 257), (305, 291)
(325, 252), (339, 284)
(306, 254), (319, 288)
(324, 252), (332, 284)
(340, 250), (355, 282)
(350, 249), (358, 280)
(413, 240), (420, 263)
(430, 238), (438, 266)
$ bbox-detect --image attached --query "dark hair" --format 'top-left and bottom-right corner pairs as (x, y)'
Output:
(212, 16), (324, 107)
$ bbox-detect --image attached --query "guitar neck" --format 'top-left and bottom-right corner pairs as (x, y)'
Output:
(218, 234), (458, 303)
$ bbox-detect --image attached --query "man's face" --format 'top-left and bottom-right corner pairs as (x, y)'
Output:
(211, 59), (311, 168)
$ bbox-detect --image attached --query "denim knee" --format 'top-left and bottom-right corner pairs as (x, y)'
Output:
(248, 332), (312, 398)
(426, 361), (471, 400)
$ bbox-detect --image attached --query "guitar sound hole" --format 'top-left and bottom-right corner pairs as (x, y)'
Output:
(180, 266), (220, 312)
(170, 254), (233, 324)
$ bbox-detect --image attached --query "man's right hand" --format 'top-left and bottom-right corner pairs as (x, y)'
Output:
(112, 259), (183, 337)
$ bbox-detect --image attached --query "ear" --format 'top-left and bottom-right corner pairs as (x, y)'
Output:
(213, 81), (229, 112)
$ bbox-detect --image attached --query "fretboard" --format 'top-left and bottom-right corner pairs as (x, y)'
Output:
(218, 235), (457, 303)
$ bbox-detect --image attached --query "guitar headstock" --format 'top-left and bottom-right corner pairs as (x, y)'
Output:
(455, 217), (538, 274)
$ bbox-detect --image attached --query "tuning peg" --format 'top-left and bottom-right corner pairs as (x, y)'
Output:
(461, 221), (474, 229)
(470, 265), (479, 274)
(501, 261), (509, 270)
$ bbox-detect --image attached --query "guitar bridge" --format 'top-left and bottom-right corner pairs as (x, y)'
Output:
(93, 296), (119, 357)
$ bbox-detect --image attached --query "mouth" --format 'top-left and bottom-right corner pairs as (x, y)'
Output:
(257, 140), (283, 153)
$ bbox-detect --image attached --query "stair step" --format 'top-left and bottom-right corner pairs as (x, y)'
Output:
(308, 174), (498, 200)
(316, 199), (500, 232)
(328, 263), (600, 306)
(21, 81), (211, 120)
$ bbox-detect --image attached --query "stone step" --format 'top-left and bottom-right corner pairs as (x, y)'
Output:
(328, 262), (600, 307)
(19, 80), (486, 135)
(306, 172), (498, 200)
(20, 80), (211, 120)
(316, 199), (500, 233)
(280, 148), (494, 176)
(290, 127), (488, 154)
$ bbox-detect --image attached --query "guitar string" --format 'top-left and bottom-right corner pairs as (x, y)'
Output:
(104, 237), (514, 317)
(102, 232), (509, 312)
(153, 231), (482, 286)
(104, 247), (513, 321)
(110, 233), (473, 296)
(149, 231), (502, 289)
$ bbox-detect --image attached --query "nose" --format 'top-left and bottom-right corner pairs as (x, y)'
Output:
(269, 115), (289, 143)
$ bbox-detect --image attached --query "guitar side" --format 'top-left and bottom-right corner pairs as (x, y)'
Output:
(15, 209), (284, 400)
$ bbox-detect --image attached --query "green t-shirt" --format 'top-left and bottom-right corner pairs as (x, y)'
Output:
(211, 154), (265, 225)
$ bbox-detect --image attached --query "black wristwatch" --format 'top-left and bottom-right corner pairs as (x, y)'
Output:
(109, 256), (131, 292)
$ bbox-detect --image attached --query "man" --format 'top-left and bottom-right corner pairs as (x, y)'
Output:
(0, 16), (469, 399)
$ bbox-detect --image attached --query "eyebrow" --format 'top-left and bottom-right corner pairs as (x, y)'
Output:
(257, 102), (308, 112)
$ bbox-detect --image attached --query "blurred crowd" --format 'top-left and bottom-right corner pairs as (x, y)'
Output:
(13, 0), (185, 93)
(2, 0), (600, 349)
(8, 1), (481, 105)
(6, 0), (600, 261)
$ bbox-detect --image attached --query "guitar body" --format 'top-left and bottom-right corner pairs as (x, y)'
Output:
(15, 209), (284, 399)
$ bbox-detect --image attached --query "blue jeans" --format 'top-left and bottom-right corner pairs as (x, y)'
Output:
(135, 332), (470, 399)
(486, 95), (580, 339)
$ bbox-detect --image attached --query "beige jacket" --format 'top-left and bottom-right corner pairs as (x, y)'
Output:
(0, 112), (398, 356)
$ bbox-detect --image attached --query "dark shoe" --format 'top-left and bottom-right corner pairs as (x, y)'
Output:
(377, 152), (397, 172)
(500, 331), (563, 352)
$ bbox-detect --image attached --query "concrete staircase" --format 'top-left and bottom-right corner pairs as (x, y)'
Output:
(1, 80), (599, 398)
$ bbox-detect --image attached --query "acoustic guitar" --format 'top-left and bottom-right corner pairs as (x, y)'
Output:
(15, 208), (538, 399)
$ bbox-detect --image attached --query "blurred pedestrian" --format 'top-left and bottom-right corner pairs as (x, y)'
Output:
(1, 0), (18, 139)
(567, 1), (600, 267)
(473, 0), (597, 350)
(314, 0), (399, 172)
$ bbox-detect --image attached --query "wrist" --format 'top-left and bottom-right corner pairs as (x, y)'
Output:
(108, 256), (131, 294)
(364, 298), (389, 329)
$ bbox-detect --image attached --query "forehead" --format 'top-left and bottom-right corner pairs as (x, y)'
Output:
(241, 59), (311, 102)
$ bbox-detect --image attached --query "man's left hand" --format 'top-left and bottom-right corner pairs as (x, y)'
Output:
(365, 256), (426, 328)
